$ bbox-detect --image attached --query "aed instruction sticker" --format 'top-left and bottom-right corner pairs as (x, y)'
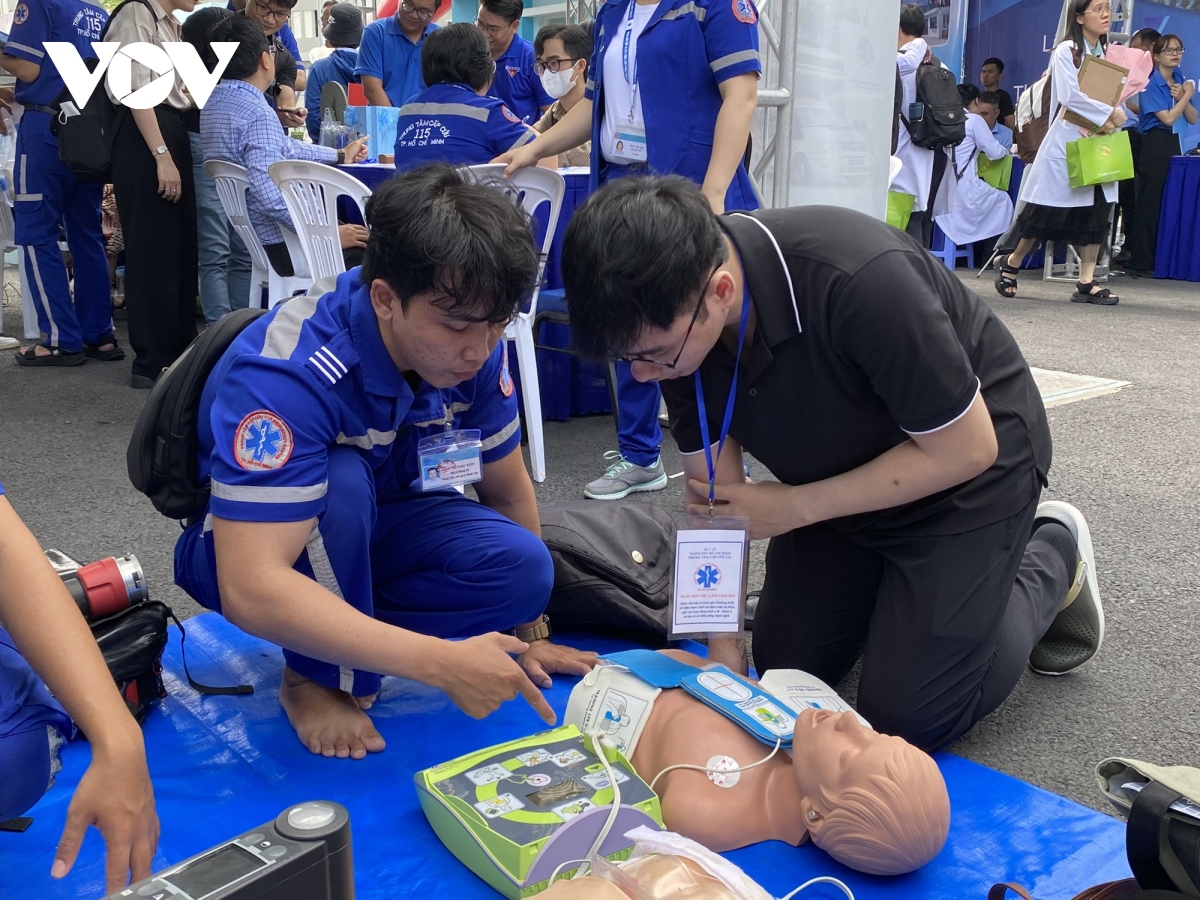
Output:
(234, 410), (294, 471)
(475, 793), (525, 817)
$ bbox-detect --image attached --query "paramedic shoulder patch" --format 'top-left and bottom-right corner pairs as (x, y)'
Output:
(234, 410), (295, 471)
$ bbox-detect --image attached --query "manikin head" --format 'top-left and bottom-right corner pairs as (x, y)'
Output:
(791, 709), (950, 876)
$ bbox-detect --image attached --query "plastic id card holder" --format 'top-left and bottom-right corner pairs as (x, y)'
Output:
(418, 429), (483, 491)
(669, 515), (749, 639)
(613, 122), (648, 162)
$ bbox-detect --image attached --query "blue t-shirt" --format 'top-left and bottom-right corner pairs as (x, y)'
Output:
(6, 0), (107, 106)
(488, 34), (553, 125)
(196, 270), (520, 522)
(394, 82), (535, 172)
(355, 15), (437, 107)
(1139, 68), (1184, 134)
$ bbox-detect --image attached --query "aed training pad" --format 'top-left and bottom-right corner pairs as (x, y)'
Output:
(415, 724), (662, 897)
(2, 612), (1133, 900)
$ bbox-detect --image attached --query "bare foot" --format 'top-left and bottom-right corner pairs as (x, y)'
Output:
(279, 668), (386, 759)
(355, 693), (378, 710)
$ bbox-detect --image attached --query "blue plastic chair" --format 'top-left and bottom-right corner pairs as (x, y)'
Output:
(931, 224), (975, 270)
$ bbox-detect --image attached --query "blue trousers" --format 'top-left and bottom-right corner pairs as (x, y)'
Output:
(190, 132), (252, 324)
(175, 447), (554, 697)
(0, 627), (72, 822)
(14, 112), (111, 352)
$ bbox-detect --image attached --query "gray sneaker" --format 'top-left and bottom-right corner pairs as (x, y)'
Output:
(1029, 501), (1104, 676)
(584, 452), (668, 500)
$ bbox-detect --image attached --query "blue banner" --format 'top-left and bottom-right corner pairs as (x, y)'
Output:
(914, 0), (970, 79)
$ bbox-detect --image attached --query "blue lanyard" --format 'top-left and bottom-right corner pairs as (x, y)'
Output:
(695, 285), (751, 516)
(622, 0), (639, 88)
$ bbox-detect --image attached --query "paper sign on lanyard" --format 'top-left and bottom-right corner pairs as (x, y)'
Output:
(418, 429), (483, 491)
(669, 286), (752, 639)
(612, 0), (649, 162)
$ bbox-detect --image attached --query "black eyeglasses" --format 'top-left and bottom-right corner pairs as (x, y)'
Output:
(400, 1), (436, 20)
(619, 288), (708, 369)
(1163, 46), (1186, 55)
(533, 57), (581, 75)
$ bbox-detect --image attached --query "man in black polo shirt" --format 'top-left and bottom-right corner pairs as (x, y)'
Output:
(562, 176), (1104, 751)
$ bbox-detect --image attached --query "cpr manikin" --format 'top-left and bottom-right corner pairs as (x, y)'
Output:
(565, 651), (951, 877)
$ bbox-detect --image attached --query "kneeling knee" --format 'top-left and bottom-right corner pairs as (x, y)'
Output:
(494, 531), (555, 625)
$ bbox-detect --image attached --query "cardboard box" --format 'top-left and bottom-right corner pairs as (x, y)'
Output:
(1064, 55), (1129, 129)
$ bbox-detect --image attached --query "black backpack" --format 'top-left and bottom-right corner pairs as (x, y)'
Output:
(50, 0), (152, 182)
(127, 308), (267, 521)
(902, 63), (966, 150)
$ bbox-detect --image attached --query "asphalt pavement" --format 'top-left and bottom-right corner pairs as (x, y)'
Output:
(1, 262), (1197, 815)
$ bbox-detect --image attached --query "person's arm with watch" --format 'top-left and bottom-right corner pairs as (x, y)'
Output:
(473, 448), (599, 687)
(131, 108), (184, 202)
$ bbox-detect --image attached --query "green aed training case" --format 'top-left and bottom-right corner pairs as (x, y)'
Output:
(414, 724), (663, 897)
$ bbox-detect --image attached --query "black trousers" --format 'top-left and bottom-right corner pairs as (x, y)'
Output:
(1117, 128), (1144, 248)
(751, 495), (1068, 752)
(1127, 128), (1180, 272)
(905, 149), (949, 248)
(111, 105), (198, 380)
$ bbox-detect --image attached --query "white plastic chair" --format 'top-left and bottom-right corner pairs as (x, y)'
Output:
(463, 164), (566, 484)
(204, 159), (311, 309)
(268, 160), (371, 282)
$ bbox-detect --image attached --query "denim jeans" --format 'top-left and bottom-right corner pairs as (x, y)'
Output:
(190, 131), (252, 324)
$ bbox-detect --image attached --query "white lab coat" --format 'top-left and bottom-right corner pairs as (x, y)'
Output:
(894, 38), (936, 212)
(1018, 41), (1119, 208)
(936, 113), (1014, 244)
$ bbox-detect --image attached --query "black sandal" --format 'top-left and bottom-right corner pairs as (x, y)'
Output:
(1070, 281), (1119, 306)
(14, 345), (86, 367)
(84, 336), (126, 361)
(994, 263), (1019, 298)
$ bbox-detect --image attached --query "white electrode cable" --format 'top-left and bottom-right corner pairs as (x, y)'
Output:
(573, 731), (624, 879)
(648, 738), (784, 793)
(779, 876), (856, 900)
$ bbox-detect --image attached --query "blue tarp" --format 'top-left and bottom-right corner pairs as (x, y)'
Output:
(0, 613), (1132, 899)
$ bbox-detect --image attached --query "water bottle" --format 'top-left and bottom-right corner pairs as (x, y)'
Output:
(319, 109), (337, 148)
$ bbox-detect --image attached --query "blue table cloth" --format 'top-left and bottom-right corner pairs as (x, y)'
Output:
(1156, 155), (1200, 280)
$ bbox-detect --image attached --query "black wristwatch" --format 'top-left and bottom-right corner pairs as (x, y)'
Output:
(512, 615), (552, 643)
(335, 148), (346, 165)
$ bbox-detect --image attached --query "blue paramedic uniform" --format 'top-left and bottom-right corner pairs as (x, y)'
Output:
(7, 0), (113, 353)
(585, 0), (762, 470)
(173, 272), (552, 698)
(355, 16), (438, 107)
(0, 480), (75, 823)
(489, 34), (553, 125)
(394, 82), (535, 171)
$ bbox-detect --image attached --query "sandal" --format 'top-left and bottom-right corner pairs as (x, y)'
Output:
(84, 336), (126, 361)
(994, 263), (1019, 298)
(14, 345), (86, 367)
(1070, 281), (1119, 306)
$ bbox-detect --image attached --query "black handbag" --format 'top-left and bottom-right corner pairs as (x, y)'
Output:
(540, 501), (675, 641)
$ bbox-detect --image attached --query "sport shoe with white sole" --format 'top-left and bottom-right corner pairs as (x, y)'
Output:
(584, 452), (668, 500)
(0, 336), (18, 351)
(1029, 500), (1104, 675)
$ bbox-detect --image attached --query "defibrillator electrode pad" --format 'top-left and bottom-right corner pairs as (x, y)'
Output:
(564, 663), (663, 757)
(757, 670), (871, 729)
(596, 650), (797, 749)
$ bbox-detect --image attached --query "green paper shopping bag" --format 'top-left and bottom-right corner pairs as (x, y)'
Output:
(1066, 131), (1134, 188)
(978, 154), (1014, 191)
(886, 190), (916, 230)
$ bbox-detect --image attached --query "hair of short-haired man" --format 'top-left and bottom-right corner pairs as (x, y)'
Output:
(181, 5), (233, 70)
(1152, 32), (1184, 58)
(480, 0), (524, 24)
(535, 22), (593, 65)
(360, 164), (539, 325)
(210, 15), (270, 80)
(561, 175), (727, 359)
(1131, 27), (1161, 50)
(981, 56), (1005, 73)
(898, 4), (926, 38)
(978, 90), (1001, 109)
(421, 22), (494, 91)
(958, 82), (980, 107)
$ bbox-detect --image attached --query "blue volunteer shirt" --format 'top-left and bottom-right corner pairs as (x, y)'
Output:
(489, 33), (553, 125)
(1139, 68), (1184, 134)
(585, 0), (761, 210)
(394, 82), (534, 172)
(198, 271), (521, 521)
(6, 0), (107, 105)
(355, 15), (437, 107)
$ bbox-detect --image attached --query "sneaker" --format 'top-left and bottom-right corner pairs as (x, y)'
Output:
(584, 451), (668, 500)
(1029, 501), (1104, 676)
(0, 336), (18, 351)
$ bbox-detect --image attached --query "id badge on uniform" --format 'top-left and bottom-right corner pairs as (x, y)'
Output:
(669, 514), (750, 639)
(613, 122), (648, 162)
(418, 429), (483, 491)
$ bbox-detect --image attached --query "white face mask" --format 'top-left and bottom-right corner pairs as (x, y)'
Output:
(539, 64), (577, 100)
